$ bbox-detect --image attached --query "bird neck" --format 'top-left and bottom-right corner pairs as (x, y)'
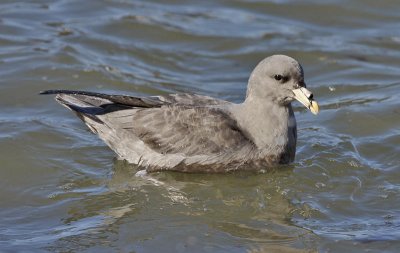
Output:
(233, 99), (296, 151)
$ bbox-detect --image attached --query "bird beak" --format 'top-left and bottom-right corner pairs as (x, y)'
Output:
(292, 87), (319, 115)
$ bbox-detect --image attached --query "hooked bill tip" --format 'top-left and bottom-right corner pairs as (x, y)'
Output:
(310, 100), (319, 115)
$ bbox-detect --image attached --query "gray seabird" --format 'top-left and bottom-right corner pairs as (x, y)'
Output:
(41, 55), (319, 173)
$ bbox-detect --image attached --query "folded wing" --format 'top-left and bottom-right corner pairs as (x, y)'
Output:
(41, 90), (255, 171)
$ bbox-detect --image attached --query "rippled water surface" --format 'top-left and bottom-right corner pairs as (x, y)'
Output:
(1, 0), (400, 252)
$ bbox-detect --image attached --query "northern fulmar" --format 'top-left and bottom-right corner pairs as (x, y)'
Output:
(41, 55), (319, 173)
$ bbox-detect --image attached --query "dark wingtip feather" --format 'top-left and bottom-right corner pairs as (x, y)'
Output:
(39, 90), (57, 95)
(39, 89), (118, 99)
(40, 89), (165, 108)
(39, 89), (86, 95)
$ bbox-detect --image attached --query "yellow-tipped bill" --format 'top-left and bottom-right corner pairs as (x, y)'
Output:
(292, 87), (319, 115)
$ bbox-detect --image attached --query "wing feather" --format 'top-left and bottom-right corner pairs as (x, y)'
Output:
(106, 105), (254, 156)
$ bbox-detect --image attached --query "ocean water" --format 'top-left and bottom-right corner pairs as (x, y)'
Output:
(0, 0), (399, 252)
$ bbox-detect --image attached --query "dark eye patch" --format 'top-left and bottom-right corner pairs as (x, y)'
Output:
(274, 74), (289, 82)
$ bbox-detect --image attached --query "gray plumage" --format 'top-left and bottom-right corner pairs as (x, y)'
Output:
(41, 55), (319, 173)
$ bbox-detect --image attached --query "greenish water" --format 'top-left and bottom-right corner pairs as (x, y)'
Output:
(1, 0), (399, 252)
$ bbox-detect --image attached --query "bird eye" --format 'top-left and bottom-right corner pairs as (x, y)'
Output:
(274, 74), (283, 81)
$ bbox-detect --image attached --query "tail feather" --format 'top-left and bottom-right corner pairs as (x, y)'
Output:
(54, 94), (108, 123)
(41, 89), (170, 125)
(40, 89), (157, 163)
(42, 90), (136, 124)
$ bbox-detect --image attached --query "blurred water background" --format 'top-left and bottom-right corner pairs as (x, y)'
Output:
(1, 0), (399, 252)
